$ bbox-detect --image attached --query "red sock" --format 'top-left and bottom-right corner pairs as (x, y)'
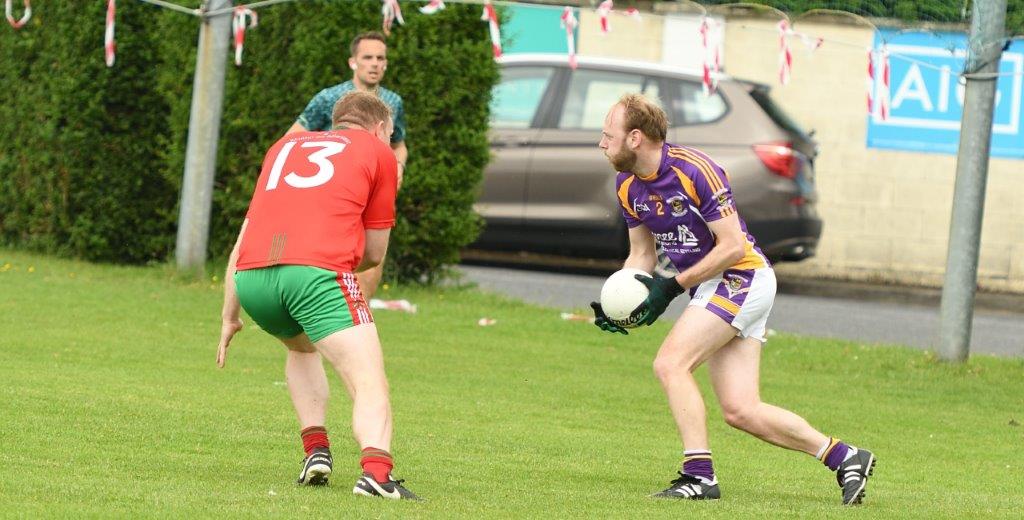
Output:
(300, 426), (330, 456)
(360, 447), (394, 483)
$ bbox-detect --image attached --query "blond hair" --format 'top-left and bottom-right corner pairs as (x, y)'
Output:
(618, 93), (668, 142)
(331, 91), (392, 129)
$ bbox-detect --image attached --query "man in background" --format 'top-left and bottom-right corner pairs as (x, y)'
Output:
(287, 31), (407, 298)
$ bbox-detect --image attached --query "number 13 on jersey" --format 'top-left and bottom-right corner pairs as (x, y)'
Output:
(266, 140), (347, 191)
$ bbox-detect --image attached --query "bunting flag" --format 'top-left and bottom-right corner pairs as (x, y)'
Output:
(420, 0), (445, 15)
(481, 1), (501, 59)
(699, 17), (722, 96)
(381, 0), (404, 36)
(597, 0), (612, 34)
(778, 19), (792, 85)
(105, 0), (115, 67)
(866, 49), (874, 116)
(866, 48), (891, 120)
(5, 0), (30, 29)
(560, 7), (577, 69)
(798, 32), (824, 52)
(232, 6), (258, 66)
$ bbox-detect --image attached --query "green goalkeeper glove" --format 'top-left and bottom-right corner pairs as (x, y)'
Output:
(635, 274), (686, 326)
(590, 301), (628, 335)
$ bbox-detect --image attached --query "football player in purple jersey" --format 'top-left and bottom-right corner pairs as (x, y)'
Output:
(590, 94), (874, 505)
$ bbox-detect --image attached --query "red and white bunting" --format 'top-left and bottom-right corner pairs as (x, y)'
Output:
(597, 0), (612, 34)
(420, 0), (445, 15)
(105, 0), (115, 67)
(381, 0), (404, 36)
(797, 32), (824, 52)
(560, 7), (577, 69)
(5, 0), (30, 29)
(777, 20), (792, 85)
(232, 6), (258, 66)
(866, 47), (890, 120)
(878, 47), (890, 120)
(699, 17), (723, 96)
(481, 1), (501, 58)
(866, 49), (874, 116)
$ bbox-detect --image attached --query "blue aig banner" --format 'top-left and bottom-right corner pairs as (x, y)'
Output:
(866, 29), (1024, 158)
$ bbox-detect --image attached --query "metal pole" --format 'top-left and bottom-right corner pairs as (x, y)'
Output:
(938, 0), (1007, 362)
(175, 0), (233, 275)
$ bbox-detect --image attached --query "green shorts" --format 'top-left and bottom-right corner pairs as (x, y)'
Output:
(234, 265), (373, 343)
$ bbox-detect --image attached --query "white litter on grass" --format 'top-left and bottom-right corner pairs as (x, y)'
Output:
(766, 328), (778, 337)
(560, 312), (595, 323)
(369, 298), (417, 313)
(477, 318), (497, 326)
(268, 490), (277, 496)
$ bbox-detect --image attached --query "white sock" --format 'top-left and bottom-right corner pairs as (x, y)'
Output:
(814, 439), (831, 460)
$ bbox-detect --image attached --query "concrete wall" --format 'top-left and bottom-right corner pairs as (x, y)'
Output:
(575, 12), (1024, 292)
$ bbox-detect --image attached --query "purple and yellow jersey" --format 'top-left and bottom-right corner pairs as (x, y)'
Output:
(616, 143), (769, 273)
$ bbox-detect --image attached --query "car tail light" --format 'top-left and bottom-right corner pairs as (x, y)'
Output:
(753, 142), (799, 179)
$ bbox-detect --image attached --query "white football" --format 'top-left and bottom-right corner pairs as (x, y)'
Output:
(600, 268), (652, 329)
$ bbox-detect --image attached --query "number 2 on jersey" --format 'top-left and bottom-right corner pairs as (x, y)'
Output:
(266, 140), (347, 191)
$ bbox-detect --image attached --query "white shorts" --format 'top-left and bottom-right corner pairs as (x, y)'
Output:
(687, 267), (776, 342)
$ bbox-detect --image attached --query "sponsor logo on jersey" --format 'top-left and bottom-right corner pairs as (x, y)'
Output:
(677, 224), (698, 246)
(633, 197), (651, 214)
(652, 224), (699, 247)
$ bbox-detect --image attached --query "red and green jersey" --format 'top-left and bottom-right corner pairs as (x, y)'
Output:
(237, 129), (398, 273)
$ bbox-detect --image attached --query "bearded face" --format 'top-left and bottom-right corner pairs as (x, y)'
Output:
(607, 145), (638, 173)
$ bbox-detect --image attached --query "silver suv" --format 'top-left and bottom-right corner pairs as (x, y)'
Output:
(473, 54), (822, 263)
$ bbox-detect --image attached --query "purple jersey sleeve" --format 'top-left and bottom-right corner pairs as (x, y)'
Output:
(690, 152), (736, 223)
(616, 172), (643, 228)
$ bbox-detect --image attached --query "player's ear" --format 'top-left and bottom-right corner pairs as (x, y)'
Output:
(348, 58), (357, 71)
(629, 129), (642, 149)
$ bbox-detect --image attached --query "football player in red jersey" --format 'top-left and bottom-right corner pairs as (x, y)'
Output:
(216, 91), (419, 500)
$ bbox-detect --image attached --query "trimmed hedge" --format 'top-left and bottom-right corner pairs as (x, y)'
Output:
(0, 2), (172, 263)
(1, 1), (498, 282)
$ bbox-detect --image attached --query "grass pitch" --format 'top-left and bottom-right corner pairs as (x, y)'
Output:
(1, 249), (1022, 518)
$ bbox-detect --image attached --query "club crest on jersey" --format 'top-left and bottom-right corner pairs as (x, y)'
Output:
(714, 188), (733, 210)
(724, 274), (749, 298)
(667, 193), (688, 217)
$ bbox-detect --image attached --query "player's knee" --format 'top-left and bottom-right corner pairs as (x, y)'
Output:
(652, 354), (697, 381)
(721, 403), (756, 431)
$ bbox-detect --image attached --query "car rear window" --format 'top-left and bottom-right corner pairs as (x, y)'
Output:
(748, 86), (808, 138)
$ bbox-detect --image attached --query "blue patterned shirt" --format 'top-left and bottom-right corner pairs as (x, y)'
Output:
(296, 80), (406, 144)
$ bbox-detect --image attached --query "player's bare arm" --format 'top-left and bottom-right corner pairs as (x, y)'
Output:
(391, 140), (408, 189)
(623, 224), (658, 273)
(672, 213), (746, 289)
(355, 228), (391, 273)
(391, 140), (407, 165)
(217, 219), (248, 368)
